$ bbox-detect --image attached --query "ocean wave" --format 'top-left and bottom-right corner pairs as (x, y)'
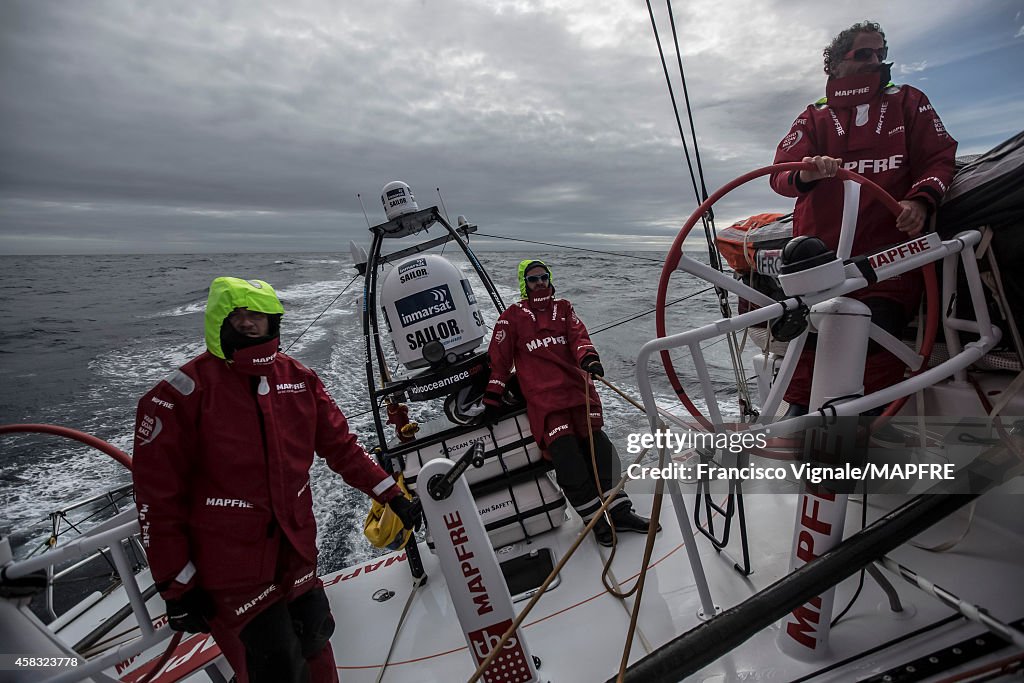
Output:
(158, 300), (206, 317)
(275, 279), (353, 303)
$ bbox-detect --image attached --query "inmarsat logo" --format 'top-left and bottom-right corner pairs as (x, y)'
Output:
(395, 285), (455, 327)
(398, 258), (429, 284)
(398, 258), (427, 274)
(384, 186), (411, 210)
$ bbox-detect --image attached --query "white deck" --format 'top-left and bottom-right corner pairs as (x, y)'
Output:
(10, 382), (1022, 683)
(323, 472), (1024, 682)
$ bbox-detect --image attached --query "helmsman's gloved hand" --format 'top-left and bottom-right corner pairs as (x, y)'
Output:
(479, 392), (505, 424)
(165, 586), (215, 633)
(581, 356), (604, 379)
(388, 495), (422, 531)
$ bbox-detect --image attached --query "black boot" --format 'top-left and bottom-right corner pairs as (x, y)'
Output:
(592, 516), (613, 547)
(760, 403), (810, 453)
(783, 403), (808, 418)
(862, 406), (910, 448)
(610, 505), (661, 534)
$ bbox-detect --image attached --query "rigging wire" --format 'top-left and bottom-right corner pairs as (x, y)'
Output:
(644, 0), (704, 208)
(591, 286), (713, 335)
(665, 0), (711, 206)
(476, 232), (664, 262)
(437, 187), (451, 256)
(648, 0), (757, 421)
(436, 187), (451, 223)
(356, 193), (372, 228)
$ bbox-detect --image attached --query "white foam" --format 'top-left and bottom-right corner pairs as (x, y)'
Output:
(155, 300), (205, 318)
(276, 279), (353, 304)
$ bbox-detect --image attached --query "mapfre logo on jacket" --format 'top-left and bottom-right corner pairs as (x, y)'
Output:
(842, 154), (904, 175)
(525, 335), (566, 352)
(276, 381), (307, 394)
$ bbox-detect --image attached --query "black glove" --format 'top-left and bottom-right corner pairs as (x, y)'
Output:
(582, 356), (604, 378)
(477, 391), (506, 424)
(165, 586), (214, 633)
(388, 495), (422, 531)
(479, 401), (504, 424)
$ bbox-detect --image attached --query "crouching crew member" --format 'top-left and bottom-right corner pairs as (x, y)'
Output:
(483, 260), (658, 546)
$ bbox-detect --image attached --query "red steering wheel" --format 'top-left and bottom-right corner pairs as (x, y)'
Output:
(655, 161), (938, 427)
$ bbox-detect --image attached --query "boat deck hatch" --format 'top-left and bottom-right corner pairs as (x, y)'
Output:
(500, 547), (556, 600)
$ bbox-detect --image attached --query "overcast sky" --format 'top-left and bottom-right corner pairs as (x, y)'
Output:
(1, 0), (1022, 255)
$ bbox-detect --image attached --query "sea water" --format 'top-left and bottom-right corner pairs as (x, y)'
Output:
(0, 249), (743, 572)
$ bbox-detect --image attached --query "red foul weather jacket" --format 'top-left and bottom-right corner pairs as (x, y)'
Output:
(485, 294), (602, 448)
(133, 340), (401, 596)
(771, 80), (957, 311)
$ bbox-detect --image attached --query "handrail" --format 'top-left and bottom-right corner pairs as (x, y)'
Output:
(4, 519), (140, 581)
(637, 231), (1001, 442)
(1, 517), (178, 683)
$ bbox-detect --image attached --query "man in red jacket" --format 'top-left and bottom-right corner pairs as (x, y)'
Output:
(484, 260), (657, 546)
(770, 20), (957, 423)
(132, 277), (420, 683)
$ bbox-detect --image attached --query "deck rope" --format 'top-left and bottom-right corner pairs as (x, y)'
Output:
(374, 574), (427, 683)
(877, 556), (1024, 649)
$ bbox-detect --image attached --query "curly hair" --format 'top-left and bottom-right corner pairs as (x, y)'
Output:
(823, 21), (886, 77)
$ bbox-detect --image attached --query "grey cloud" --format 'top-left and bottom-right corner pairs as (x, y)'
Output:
(0, 0), (1014, 254)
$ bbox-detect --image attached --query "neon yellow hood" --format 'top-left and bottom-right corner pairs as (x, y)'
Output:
(518, 259), (553, 299)
(204, 277), (285, 359)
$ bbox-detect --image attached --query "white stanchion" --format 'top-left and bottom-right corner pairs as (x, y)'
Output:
(778, 297), (870, 659)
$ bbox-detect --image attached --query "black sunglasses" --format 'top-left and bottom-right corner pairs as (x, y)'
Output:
(525, 273), (550, 284)
(843, 46), (888, 62)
